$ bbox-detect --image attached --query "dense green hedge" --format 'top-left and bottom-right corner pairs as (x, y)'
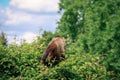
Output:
(0, 44), (115, 80)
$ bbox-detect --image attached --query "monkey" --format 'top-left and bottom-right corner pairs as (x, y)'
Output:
(41, 36), (66, 67)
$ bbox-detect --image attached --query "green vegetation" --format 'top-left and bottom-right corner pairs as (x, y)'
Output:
(0, 0), (120, 79)
(0, 43), (112, 80)
(0, 31), (7, 46)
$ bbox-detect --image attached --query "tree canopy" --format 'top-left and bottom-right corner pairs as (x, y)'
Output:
(57, 0), (120, 54)
(57, 0), (120, 77)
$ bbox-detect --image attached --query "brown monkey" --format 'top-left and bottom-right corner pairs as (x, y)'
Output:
(41, 36), (66, 67)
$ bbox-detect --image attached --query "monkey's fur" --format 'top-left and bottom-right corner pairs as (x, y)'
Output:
(41, 36), (66, 67)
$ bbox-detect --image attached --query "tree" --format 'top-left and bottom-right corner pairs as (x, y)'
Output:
(57, 0), (120, 77)
(0, 31), (7, 46)
(57, 0), (120, 54)
(57, 0), (82, 40)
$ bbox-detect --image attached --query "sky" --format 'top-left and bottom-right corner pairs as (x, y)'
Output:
(0, 0), (60, 44)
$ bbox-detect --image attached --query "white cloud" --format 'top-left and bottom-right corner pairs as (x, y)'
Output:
(5, 8), (33, 25)
(4, 8), (60, 27)
(2, 0), (60, 44)
(21, 32), (38, 43)
(5, 31), (16, 35)
(4, 0), (60, 26)
(0, 9), (4, 13)
(10, 0), (59, 12)
(7, 32), (38, 45)
(0, 8), (6, 23)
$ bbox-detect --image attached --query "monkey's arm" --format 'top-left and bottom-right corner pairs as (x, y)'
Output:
(41, 43), (57, 65)
(42, 46), (54, 65)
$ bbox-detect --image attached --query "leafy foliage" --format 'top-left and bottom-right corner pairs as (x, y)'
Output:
(57, 0), (120, 78)
(0, 31), (7, 46)
(0, 0), (120, 79)
(0, 35), (118, 79)
(58, 0), (120, 54)
(0, 43), (113, 79)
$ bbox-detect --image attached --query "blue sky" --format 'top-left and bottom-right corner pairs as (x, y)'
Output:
(0, 0), (10, 8)
(0, 0), (60, 44)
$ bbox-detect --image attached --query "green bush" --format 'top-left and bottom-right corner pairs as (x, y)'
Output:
(33, 54), (112, 80)
(0, 43), (111, 80)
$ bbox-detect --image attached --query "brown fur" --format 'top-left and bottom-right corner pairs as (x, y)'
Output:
(41, 36), (66, 67)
